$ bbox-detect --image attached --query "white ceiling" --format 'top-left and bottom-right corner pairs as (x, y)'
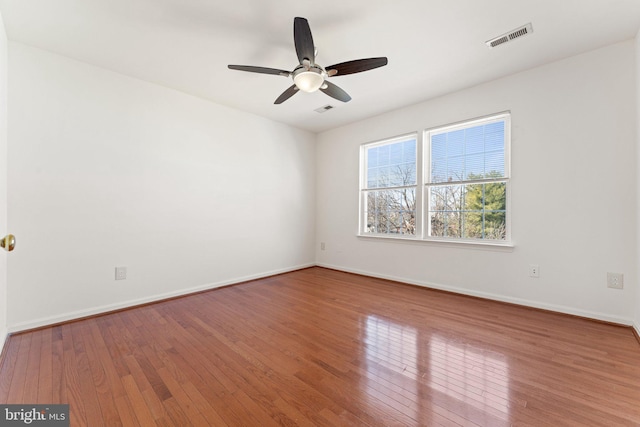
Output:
(1, 0), (639, 133)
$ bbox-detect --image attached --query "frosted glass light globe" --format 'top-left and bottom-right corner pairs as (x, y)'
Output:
(293, 69), (324, 93)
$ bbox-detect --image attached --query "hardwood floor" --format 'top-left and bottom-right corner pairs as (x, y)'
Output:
(1, 267), (639, 426)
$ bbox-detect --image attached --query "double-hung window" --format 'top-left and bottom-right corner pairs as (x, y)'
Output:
(426, 113), (510, 242)
(359, 113), (510, 244)
(360, 134), (417, 236)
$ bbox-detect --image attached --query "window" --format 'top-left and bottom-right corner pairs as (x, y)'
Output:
(359, 113), (510, 244)
(426, 114), (510, 241)
(360, 134), (417, 236)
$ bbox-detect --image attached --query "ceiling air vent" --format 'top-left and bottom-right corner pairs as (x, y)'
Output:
(486, 23), (533, 48)
(314, 105), (335, 114)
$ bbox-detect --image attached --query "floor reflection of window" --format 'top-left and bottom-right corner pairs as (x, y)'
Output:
(365, 315), (418, 378)
(363, 317), (511, 423)
(364, 315), (419, 419)
(429, 335), (511, 417)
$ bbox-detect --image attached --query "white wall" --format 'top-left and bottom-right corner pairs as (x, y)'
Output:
(4, 37), (638, 333)
(7, 43), (316, 330)
(636, 30), (640, 336)
(0, 12), (7, 347)
(317, 40), (637, 324)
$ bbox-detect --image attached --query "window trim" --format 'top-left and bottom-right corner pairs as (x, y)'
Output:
(358, 112), (512, 247)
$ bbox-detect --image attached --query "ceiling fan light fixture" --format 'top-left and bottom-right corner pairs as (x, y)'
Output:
(293, 67), (324, 93)
(227, 17), (388, 104)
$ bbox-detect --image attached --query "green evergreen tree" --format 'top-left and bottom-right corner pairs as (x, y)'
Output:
(464, 172), (506, 239)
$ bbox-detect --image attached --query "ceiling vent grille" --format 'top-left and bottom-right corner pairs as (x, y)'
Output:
(486, 23), (533, 48)
(314, 105), (334, 113)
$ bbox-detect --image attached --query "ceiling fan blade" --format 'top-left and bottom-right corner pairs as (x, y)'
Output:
(274, 85), (300, 104)
(325, 57), (388, 77)
(320, 81), (351, 103)
(228, 65), (290, 77)
(294, 17), (315, 64)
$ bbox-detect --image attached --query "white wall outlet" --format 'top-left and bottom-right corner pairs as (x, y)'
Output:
(115, 266), (127, 280)
(529, 264), (540, 278)
(320, 242), (325, 250)
(607, 272), (623, 289)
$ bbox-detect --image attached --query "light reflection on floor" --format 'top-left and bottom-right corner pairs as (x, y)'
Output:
(429, 335), (511, 418)
(364, 315), (420, 421)
(365, 315), (418, 379)
(364, 315), (511, 424)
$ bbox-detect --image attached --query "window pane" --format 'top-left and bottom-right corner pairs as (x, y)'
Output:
(462, 183), (479, 214)
(447, 156), (465, 182)
(389, 162), (416, 187)
(485, 150), (505, 177)
(430, 211), (445, 237)
(483, 182), (506, 239)
(377, 167), (389, 187)
(404, 141), (416, 163)
(465, 127), (484, 154)
(444, 211), (462, 238)
(485, 122), (505, 150)
(428, 181), (506, 240)
(446, 185), (464, 211)
(465, 154), (484, 180)
(431, 159), (446, 183)
(447, 130), (465, 156)
(367, 167), (378, 187)
(431, 134), (447, 159)
(483, 182), (506, 211)
(429, 185), (446, 211)
(368, 149), (378, 168)
(365, 189), (416, 235)
(430, 184), (464, 212)
(462, 211), (483, 239)
(430, 119), (506, 183)
(390, 143), (402, 163)
(484, 211), (506, 240)
(366, 138), (417, 189)
(377, 145), (389, 167)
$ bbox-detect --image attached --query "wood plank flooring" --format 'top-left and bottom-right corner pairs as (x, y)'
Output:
(1, 267), (639, 426)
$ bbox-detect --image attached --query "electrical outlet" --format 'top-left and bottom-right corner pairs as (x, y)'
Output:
(320, 242), (325, 251)
(529, 264), (539, 278)
(607, 272), (623, 289)
(115, 266), (127, 280)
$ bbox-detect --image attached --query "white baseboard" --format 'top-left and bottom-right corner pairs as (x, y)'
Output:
(317, 263), (634, 327)
(7, 262), (635, 333)
(8, 263), (315, 333)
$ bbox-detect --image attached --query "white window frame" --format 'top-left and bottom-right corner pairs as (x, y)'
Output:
(423, 113), (511, 244)
(358, 112), (512, 247)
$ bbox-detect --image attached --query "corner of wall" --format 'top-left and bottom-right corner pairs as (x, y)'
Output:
(635, 28), (640, 333)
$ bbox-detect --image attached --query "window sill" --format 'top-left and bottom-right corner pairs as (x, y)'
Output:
(356, 234), (515, 251)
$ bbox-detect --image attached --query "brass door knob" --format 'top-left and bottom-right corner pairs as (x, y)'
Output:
(1, 234), (15, 252)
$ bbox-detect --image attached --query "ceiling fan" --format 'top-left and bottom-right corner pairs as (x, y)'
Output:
(228, 17), (388, 104)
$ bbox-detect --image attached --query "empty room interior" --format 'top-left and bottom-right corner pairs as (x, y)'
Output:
(0, 0), (639, 425)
